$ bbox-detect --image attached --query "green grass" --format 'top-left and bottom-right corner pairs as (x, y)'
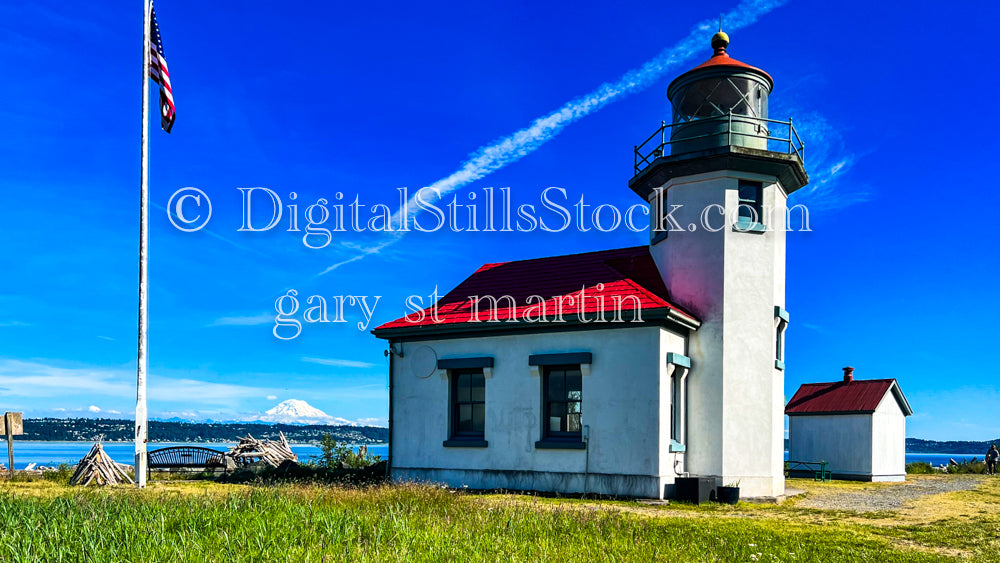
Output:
(0, 478), (993, 562)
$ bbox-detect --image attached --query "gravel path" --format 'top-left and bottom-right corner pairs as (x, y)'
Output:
(798, 476), (985, 512)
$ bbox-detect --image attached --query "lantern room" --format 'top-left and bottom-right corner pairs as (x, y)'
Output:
(629, 31), (807, 198)
(667, 31), (773, 153)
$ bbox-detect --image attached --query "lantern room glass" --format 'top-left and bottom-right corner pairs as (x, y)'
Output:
(671, 76), (769, 123)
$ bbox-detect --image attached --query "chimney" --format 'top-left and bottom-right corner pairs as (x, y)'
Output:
(843, 366), (854, 382)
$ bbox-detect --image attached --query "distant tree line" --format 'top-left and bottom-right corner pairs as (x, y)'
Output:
(905, 438), (999, 453)
(20, 418), (388, 444)
(784, 437), (998, 454)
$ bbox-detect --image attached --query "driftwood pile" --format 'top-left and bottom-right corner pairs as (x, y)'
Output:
(71, 442), (134, 486)
(224, 433), (297, 468)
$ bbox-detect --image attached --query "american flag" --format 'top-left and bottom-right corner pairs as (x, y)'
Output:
(149, 3), (175, 133)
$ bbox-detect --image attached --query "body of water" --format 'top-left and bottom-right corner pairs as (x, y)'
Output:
(3, 441), (388, 469)
(780, 452), (980, 466)
(781, 451), (982, 466)
(3, 442), (986, 470)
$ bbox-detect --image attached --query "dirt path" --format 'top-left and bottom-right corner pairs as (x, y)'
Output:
(795, 475), (985, 512)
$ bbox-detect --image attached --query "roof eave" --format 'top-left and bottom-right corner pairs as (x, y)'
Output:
(371, 306), (699, 340)
(890, 381), (914, 416)
(785, 410), (878, 416)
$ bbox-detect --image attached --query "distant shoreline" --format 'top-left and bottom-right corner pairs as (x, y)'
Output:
(17, 417), (388, 444)
(10, 439), (387, 445)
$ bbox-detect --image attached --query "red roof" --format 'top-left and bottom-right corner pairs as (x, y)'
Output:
(373, 246), (697, 334)
(688, 51), (772, 83)
(669, 38), (773, 94)
(785, 379), (913, 416)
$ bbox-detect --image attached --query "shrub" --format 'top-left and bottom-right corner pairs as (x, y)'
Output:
(313, 434), (381, 469)
(905, 462), (935, 474)
(216, 459), (387, 485)
(945, 458), (985, 474)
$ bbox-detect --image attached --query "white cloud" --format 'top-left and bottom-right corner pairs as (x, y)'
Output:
(0, 321), (29, 327)
(96, 335), (115, 341)
(149, 379), (275, 403)
(208, 312), (273, 327)
(302, 357), (376, 369)
(0, 359), (134, 398)
(354, 417), (388, 427)
(0, 359), (387, 422)
(0, 358), (279, 407)
(784, 112), (869, 211)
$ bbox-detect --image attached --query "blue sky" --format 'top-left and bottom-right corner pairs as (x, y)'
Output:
(1, 0), (998, 440)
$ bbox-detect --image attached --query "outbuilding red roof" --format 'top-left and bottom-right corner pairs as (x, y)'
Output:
(785, 379), (913, 416)
(373, 246), (698, 335)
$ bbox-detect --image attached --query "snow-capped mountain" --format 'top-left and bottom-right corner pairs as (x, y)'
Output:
(253, 399), (356, 426)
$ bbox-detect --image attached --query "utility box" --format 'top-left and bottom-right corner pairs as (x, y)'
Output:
(674, 476), (719, 504)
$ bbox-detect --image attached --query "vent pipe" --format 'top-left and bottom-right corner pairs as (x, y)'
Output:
(843, 366), (854, 382)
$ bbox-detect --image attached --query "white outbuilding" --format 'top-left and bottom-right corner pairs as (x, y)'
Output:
(785, 367), (913, 481)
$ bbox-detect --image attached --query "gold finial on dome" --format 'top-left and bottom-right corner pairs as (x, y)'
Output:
(711, 31), (730, 54)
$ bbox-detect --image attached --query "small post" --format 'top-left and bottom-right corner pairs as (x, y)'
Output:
(3, 413), (23, 475)
(5, 419), (12, 476)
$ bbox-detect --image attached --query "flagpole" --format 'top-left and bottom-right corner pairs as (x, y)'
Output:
(136, 0), (151, 489)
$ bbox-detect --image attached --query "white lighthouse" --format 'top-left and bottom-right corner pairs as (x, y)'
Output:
(373, 31), (808, 500)
(631, 31), (808, 497)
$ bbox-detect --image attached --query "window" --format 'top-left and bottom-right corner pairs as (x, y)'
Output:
(775, 325), (784, 362)
(451, 369), (485, 439)
(670, 374), (683, 442)
(774, 306), (789, 370)
(737, 180), (763, 226)
(543, 365), (582, 440)
(774, 323), (787, 370)
(666, 352), (690, 452)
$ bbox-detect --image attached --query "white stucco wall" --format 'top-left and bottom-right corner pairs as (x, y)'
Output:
(648, 170), (788, 498)
(390, 325), (687, 498)
(788, 414), (873, 477)
(871, 392), (907, 481)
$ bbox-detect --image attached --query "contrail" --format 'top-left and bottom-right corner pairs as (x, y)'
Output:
(153, 202), (272, 259)
(319, 0), (789, 275)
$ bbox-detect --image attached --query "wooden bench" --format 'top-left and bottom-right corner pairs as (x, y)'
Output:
(785, 460), (831, 482)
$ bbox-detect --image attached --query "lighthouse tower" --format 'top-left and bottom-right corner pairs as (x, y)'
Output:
(630, 32), (808, 497)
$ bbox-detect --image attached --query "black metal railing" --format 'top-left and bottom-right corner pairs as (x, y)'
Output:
(148, 446), (227, 468)
(633, 114), (804, 175)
